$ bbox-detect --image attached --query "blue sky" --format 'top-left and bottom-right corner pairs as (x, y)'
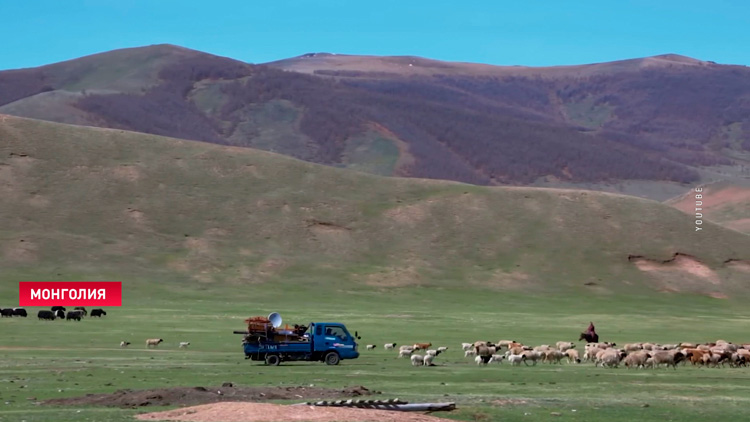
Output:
(1, 0), (748, 70)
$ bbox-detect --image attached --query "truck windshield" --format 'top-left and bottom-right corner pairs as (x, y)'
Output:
(324, 326), (349, 342)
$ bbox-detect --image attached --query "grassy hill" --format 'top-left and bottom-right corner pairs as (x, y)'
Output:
(1, 115), (748, 299)
(3, 115), (750, 422)
(667, 181), (750, 234)
(3, 45), (750, 200)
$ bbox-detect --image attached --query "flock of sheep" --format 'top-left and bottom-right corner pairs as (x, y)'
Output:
(123, 339), (191, 349)
(365, 339), (750, 369)
(3, 306), (192, 350)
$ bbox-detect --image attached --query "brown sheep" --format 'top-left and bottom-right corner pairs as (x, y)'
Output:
(650, 350), (686, 369)
(623, 351), (650, 369)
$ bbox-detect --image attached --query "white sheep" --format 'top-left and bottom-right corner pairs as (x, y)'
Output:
(597, 350), (626, 368)
(464, 349), (477, 358)
(399, 348), (414, 358)
(120, 341), (131, 348)
(423, 354), (436, 366)
(437, 346), (448, 352)
(475, 355), (488, 366)
(522, 351), (543, 366)
(366, 344), (376, 350)
(461, 343), (473, 351)
(384, 343), (397, 350)
(411, 354), (424, 366)
(506, 353), (525, 366)
(489, 354), (504, 364)
(179, 342), (190, 349)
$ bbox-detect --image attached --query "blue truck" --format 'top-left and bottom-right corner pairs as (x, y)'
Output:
(236, 320), (360, 366)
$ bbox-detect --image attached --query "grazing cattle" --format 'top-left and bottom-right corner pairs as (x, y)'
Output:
(55, 310), (65, 319)
(146, 338), (164, 348)
(12, 308), (27, 317)
(0, 308), (13, 317)
(37, 310), (56, 320)
(90, 309), (106, 317)
(66, 310), (83, 321)
(51, 306), (66, 312)
(74, 307), (87, 316)
(120, 341), (131, 347)
(366, 344), (376, 350)
(179, 342), (190, 348)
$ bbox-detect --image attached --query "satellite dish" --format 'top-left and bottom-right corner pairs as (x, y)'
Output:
(268, 312), (282, 328)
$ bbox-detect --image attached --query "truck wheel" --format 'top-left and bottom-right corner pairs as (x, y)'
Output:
(324, 351), (340, 365)
(265, 354), (281, 366)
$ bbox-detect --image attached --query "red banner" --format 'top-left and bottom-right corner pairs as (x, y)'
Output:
(18, 282), (122, 306)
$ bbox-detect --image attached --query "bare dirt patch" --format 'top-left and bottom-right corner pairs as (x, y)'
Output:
(135, 402), (454, 422)
(725, 259), (750, 272)
(629, 253), (725, 296)
(630, 253), (720, 285)
(43, 385), (379, 409)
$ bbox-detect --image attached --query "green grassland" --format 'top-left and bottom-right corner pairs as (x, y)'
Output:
(1, 115), (750, 421)
(2, 290), (750, 422)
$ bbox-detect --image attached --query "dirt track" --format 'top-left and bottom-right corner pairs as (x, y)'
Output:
(43, 384), (378, 408)
(135, 402), (454, 422)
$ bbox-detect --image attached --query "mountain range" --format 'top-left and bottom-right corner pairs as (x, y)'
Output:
(2, 44), (749, 201)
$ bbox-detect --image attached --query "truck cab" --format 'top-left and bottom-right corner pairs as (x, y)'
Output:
(309, 322), (360, 360)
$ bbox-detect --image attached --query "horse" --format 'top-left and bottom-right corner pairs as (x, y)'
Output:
(579, 332), (599, 343)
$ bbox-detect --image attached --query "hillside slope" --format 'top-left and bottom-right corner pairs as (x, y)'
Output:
(1, 115), (748, 297)
(2, 45), (750, 200)
(667, 181), (750, 234)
